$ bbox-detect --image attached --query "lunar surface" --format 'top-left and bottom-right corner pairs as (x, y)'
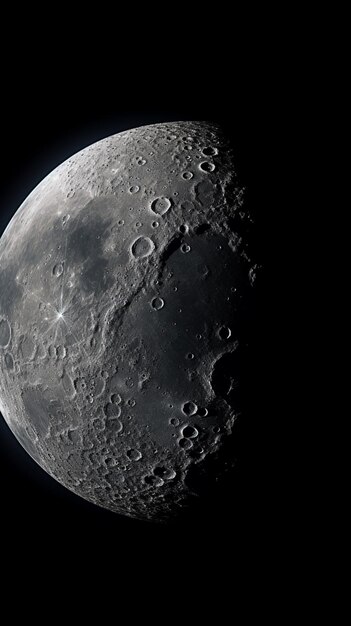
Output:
(0, 121), (256, 521)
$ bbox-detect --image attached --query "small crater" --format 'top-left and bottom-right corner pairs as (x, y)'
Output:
(151, 221), (159, 228)
(56, 345), (66, 359)
(186, 352), (195, 360)
(182, 171), (193, 180)
(153, 466), (176, 480)
(181, 425), (199, 439)
(131, 236), (155, 259)
(181, 244), (191, 253)
(202, 146), (218, 156)
(179, 224), (189, 234)
(48, 344), (56, 358)
(199, 161), (215, 173)
(151, 297), (164, 311)
(197, 407), (208, 417)
(105, 457), (118, 468)
(144, 475), (164, 487)
(137, 157), (147, 165)
(218, 326), (232, 340)
(74, 377), (87, 393)
(129, 185), (140, 194)
(150, 196), (171, 216)
(105, 403), (122, 418)
(0, 319), (11, 347)
(170, 417), (180, 426)
(179, 438), (193, 450)
(127, 449), (142, 461)
(111, 393), (122, 404)
(182, 401), (198, 416)
(53, 263), (64, 277)
(106, 418), (123, 433)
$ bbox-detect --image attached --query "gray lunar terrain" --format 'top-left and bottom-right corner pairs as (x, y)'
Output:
(0, 121), (255, 521)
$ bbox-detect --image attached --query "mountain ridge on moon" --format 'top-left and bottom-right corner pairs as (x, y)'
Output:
(0, 121), (256, 522)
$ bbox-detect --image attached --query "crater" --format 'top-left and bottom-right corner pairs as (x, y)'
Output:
(106, 417), (123, 433)
(179, 438), (193, 450)
(153, 466), (176, 480)
(111, 393), (122, 404)
(199, 161), (215, 173)
(182, 401), (198, 416)
(131, 236), (155, 259)
(181, 425), (199, 438)
(202, 146), (218, 156)
(53, 263), (64, 277)
(105, 403), (122, 418)
(127, 449), (142, 461)
(144, 475), (163, 487)
(218, 326), (232, 340)
(151, 297), (164, 311)
(150, 196), (171, 216)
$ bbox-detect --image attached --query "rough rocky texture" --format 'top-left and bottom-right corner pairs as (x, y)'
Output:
(0, 121), (255, 521)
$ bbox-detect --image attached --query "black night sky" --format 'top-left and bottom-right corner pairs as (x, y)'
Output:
(0, 53), (291, 579)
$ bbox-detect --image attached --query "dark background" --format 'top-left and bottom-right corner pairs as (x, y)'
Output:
(0, 55), (290, 577)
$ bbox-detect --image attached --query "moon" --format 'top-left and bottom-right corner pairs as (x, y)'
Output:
(0, 121), (255, 522)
